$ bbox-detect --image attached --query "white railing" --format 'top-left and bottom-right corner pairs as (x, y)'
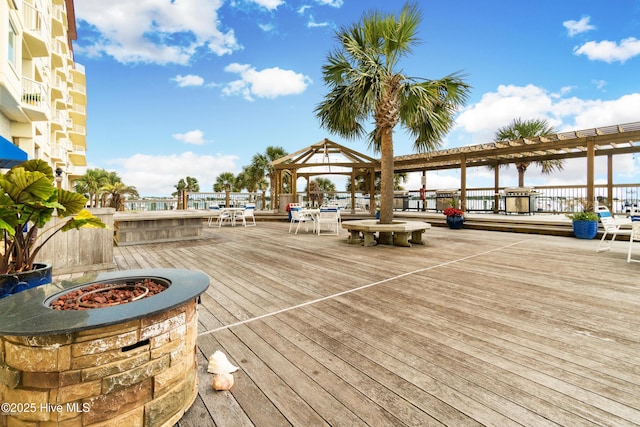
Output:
(22, 1), (49, 39)
(71, 103), (86, 114)
(69, 124), (86, 134)
(21, 77), (47, 108)
(69, 82), (86, 94)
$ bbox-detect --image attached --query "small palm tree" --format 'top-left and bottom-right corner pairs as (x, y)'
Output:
(250, 146), (288, 205)
(315, 3), (470, 243)
(493, 118), (563, 187)
(100, 182), (139, 211)
(173, 177), (200, 197)
(74, 168), (110, 207)
(213, 172), (237, 192)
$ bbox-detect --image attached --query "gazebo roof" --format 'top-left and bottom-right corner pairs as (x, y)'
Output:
(271, 138), (379, 176)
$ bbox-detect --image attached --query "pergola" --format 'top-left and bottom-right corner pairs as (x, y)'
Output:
(271, 121), (640, 213)
(394, 121), (640, 211)
(271, 138), (379, 213)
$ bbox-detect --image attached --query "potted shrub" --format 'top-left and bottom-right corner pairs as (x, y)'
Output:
(0, 159), (106, 298)
(567, 210), (599, 239)
(443, 207), (464, 229)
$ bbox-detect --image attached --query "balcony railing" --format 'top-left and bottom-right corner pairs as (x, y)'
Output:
(21, 78), (47, 108)
(70, 103), (86, 114)
(69, 82), (86, 94)
(22, 1), (49, 40)
(67, 124), (86, 134)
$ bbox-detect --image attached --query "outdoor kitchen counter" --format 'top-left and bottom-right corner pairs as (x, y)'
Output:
(0, 268), (209, 335)
(114, 210), (213, 246)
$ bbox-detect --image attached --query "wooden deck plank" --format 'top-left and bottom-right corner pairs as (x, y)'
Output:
(92, 221), (640, 427)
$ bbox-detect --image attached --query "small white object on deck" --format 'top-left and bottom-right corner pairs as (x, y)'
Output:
(208, 350), (239, 374)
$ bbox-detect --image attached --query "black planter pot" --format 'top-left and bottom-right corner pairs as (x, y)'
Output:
(0, 263), (53, 299)
(446, 215), (464, 229)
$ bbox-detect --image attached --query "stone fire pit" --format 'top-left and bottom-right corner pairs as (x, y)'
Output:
(0, 268), (209, 426)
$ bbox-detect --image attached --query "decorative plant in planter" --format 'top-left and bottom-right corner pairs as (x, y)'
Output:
(567, 209), (599, 239)
(0, 159), (106, 297)
(443, 207), (464, 229)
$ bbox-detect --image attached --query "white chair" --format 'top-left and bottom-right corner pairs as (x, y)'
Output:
(289, 207), (314, 234)
(628, 222), (640, 263)
(207, 205), (220, 227)
(316, 207), (340, 235)
(596, 205), (631, 252)
(218, 208), (234, 227)
(235, 204), (256, 227)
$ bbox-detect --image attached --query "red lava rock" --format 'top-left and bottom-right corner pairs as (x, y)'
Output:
(49, 279), (168, 311)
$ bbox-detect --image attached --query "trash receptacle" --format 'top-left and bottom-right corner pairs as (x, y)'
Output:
(279, 194), (293, 213)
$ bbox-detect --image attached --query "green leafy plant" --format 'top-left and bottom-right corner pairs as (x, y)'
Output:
(566, 211), (599, 222)
(0, 159), (106, 275)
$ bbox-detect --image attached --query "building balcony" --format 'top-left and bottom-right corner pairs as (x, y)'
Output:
(21, 78), (49, 121)
(50, 145), (68, 162)
(69, 125), (86, 146)
(68, 81), (86, 96)
(70, 63), (86, 84)
(70, 103), (86, 115)
(22, 2), (50, 58)
(51, 4), (65, 37)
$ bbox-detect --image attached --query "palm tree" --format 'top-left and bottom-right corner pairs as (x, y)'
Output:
(238, 164), (266, 202)
(74, 168), (109, 207)
(100, 182), (139, 211)
(347, 172), (407, 192)
(250, 146), (288, 207)
(173, 176), (200, 197)
(315, 3), (470, 242)
(493, 118), (563, 187)
(213, 172), (237, 192)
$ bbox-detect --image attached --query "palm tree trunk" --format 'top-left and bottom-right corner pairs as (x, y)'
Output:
(378, 127), (395, 245)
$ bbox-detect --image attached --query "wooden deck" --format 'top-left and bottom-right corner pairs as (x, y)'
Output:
(106, 221), (639, 426)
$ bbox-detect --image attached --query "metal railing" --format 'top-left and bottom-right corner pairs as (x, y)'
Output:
(123, 184), (640, 215)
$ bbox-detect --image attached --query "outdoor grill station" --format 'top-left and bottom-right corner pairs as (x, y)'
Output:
(503, 187), (540, 214)
(435, 189), (459, 211)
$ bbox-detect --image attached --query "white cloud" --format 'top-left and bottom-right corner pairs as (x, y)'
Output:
(222, 63), (312, 101)
(173, 130), (207, 145)
(573, 37), (640, 63)
(315, 0), (343, 7)
(563, 16), (595, 37)
(172, 74), (205, 87)
(455, 84), (640, 144)
(248, 0), (284, 10)
(259, 23), (275, 32)
(568, 93), (640, 129)
(111, 152), (239, 196)
(74, 0), (240, 65)
(308, 19), (330, 28)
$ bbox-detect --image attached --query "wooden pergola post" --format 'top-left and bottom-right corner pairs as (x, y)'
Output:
(607, 154), (613, 211)
(587, 138), (595, 209)
(460, 154), (467, 212)
(493, 161), (500, 214)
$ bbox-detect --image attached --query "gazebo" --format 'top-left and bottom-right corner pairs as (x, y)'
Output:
(270, 138), (379, 214)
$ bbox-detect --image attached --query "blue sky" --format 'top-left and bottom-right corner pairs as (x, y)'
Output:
(73, 0), (640, 197)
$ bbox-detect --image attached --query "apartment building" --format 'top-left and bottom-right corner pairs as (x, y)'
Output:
(0, 0), (85, 189)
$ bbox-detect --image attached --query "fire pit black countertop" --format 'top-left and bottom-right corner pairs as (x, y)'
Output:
(0, 268), (209, 336)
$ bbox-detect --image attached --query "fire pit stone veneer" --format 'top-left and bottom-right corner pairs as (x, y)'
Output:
(0, 268), (209, 427)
